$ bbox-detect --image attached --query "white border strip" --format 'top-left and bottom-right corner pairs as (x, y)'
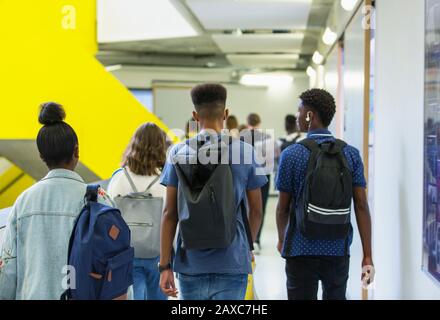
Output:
(308, 204), (350, 216)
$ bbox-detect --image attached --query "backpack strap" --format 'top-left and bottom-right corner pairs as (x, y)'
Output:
(298, 138), (320, 152)
(325, 139), (351, 170)
(240, 130), (255, 146)
(85, 184), (100, 202)
(333, 139), (348, 152)
(123, 167), (139, 193)
(144, 175), (160, 194)
(298, 138), (321, 173)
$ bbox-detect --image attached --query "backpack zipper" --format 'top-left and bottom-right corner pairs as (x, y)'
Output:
(127, 222), (153, 227)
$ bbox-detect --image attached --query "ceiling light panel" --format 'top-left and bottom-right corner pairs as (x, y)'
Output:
(98, 0), (198, 43)
(227, 54), (299, 68)
(187, 0), (312, 30)
(212, 33), (304, 53)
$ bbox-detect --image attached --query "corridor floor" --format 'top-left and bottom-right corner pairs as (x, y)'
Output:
(253, 197), (287, 300)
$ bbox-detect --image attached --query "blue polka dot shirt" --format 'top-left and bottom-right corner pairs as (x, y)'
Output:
(276, 128), (367, 257)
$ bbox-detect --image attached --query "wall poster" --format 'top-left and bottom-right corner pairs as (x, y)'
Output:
(423, 0), (440, 284)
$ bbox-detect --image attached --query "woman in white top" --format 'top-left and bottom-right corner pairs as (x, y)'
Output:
(107, 123), (167, 300)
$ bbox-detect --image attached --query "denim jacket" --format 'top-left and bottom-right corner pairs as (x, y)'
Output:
(0, 169), (111, 300)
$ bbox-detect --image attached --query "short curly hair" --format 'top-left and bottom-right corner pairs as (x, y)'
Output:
(299, 89), (336, 127)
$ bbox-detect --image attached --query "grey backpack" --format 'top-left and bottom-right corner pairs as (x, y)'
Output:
(174, 136), (253, 251)
(113, 168), (163, 259)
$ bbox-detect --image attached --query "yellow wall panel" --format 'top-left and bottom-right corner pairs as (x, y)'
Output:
(0, 165), (21, 192)
(0, 1), (171, 180)
(0, 174), (35, 208)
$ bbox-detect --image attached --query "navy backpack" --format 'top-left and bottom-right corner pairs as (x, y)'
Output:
(61, 185), (134, 300)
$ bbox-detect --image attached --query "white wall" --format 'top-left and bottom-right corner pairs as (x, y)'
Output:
(325, 45), (340, 136)
(112, 66), (310, 140)
(343, 9), (365, 153)
(339, 8), (366, 300)
(374, 0), (440, 299)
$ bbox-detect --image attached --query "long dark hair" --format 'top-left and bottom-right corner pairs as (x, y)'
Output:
(36, 102), (78, 168)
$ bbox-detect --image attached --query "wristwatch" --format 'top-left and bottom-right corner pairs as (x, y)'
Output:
(157, 262), (172, 273)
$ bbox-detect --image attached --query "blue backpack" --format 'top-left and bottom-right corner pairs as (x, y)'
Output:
(61, 185), (134, 300)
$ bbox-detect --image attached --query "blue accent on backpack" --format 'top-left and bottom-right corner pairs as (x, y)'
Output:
(61, 184), (134, 300)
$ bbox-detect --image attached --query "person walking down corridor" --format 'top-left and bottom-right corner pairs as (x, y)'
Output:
(276, 89), (374, 300)
(245, 113), (275, 252)
(226, 115), (240, 138)
(0, 103), (111, 300)
(159, 83), (267, 300)
(107, 123), (168, 301)
(278, 114), (302, 153)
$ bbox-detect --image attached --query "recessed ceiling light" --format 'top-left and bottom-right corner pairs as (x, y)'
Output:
(232, 29), (243, 36)
(306, 66), (316, 78)
(322, 27), (338, 46)
(312, 51), (324, 65)
(341, 0), (358, 11)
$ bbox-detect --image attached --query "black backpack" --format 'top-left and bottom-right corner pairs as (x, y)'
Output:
(295, 138), (353, 240)
(279, 134), (300, 152)
(173, 136), (253, 251)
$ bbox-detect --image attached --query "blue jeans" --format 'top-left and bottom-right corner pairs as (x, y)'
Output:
(177, 273), (248, 300)
(133, 257), (167, 300)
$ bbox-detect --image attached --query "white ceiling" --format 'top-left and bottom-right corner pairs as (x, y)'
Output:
(186, 0), (312, 30)
(97, 0), (198, 43)
(227, 54), (299, 68)
(96, 0), (334, 71)
(212, 33), (304, 53)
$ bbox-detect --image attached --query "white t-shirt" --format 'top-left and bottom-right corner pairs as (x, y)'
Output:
(107, 167), (166, 207)
(252, 130), (276, 176)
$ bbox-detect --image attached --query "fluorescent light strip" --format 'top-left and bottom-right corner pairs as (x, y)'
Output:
(105, 64), (122, 72)
(240, 74), (294, 87)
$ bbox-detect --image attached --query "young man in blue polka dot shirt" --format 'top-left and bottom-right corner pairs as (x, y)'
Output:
(276, 89), (374, 300)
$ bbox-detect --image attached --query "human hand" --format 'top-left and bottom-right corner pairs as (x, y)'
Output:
(159, 269), (178, 298)
(361, 256), (375, 288)
(277, 240), (283, 255)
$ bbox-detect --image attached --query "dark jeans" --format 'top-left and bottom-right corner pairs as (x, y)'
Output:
(285, 256), (350, 300)
(256, 175), (271, 245)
